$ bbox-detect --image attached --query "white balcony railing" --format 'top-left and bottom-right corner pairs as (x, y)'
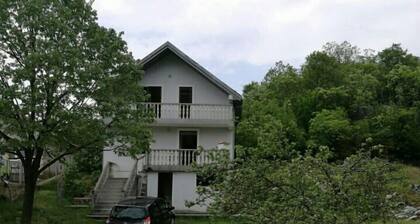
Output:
(142, 103), (233, 121)
(145, 149), (228, 168)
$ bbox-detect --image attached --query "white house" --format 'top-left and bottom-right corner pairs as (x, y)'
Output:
(91, 42), (241, 217)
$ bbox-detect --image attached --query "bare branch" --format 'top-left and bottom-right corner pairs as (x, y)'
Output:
(38, 151), (72, 174)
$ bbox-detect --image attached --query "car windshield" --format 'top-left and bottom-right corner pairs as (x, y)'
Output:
(110, 206), (147, 221)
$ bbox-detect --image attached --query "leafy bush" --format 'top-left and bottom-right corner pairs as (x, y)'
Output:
(192, 149), (401, 224)
(63, 148), (101, 198)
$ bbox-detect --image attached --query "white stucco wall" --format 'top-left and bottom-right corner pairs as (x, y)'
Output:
(150, 126), (234, 151)
(100, 48), (237, 213)
(103, 150), (136, 178)
(172, 172), (206, 212)
(142, 52), (230, 105)
(147, 172), (159, 197)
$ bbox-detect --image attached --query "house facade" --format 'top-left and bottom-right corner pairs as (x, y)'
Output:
(92, 42), (241, 216)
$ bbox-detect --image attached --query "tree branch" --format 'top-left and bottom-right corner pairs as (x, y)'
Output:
(38, 150), (71, 174)
(0, 130), (12, 141)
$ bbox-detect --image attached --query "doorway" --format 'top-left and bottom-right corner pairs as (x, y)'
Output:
(179, 130), (198, 165)
(179, 87), (192, 119)
(144, 86), (162, 118)
(158, 172), (173, 204)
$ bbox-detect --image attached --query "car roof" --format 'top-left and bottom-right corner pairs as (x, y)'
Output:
(116, 197), (162, 207)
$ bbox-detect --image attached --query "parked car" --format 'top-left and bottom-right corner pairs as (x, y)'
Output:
(106, 197), (175, 224)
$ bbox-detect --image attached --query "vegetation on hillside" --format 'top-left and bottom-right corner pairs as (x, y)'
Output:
(238, 42), (420, 162)
(192, 42), (420, 224)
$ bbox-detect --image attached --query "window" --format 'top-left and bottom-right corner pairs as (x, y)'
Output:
(179, 130), (197, 165)
(144, 86), (162, 118)
(179, 131), (197, 149)
(144, 86), (162, 103)
(179, 87), (192, 103)
(110, 206), (147, 221)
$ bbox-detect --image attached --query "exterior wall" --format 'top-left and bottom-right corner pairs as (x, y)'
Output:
(172, 172), (206, 212)
(142, 52), (230, 105)
(103, 150), (135, 178)
(145, 172), (205, 212)
(150, 126), (234, 151)
(101, 47), (237, 213)
(103, 126), (234, 172)
(147, 172), (159, 197)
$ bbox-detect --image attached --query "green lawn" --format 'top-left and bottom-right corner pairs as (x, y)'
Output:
(0, 184), (235, 224)
(1, 165), (420, 224)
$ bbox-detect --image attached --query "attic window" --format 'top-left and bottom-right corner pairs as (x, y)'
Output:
(179, 87), (192, 104)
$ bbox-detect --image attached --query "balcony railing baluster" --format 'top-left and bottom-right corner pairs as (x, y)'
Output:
(144, 149), (227, 169)
(141, 103), (232, 121)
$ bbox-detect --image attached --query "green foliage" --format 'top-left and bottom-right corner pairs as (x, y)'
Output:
(302, 51), (344, 89)
(308, 109), (354, 158)
(378, 44), (419, 73)
(0, 0), (152, 223)
(194, 149), (401, 224)
(369, 106), (420, 162)
(63, 148), (102, 198)
(237, 42), (420, 161)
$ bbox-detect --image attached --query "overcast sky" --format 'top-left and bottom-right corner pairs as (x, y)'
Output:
(92, 0), (420, 93)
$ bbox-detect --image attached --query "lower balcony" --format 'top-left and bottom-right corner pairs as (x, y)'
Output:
(142, 149), (228, 172)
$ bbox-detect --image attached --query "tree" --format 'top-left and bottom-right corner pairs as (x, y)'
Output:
(302, 52), (344, 89)
(308, 109), (354, 158)
(0, 1), (152, 223)
(63, 147), (102, 198)
(322, 41), (361, 63)
(377, 44), (419, 73)
(193, 148), (400, 224)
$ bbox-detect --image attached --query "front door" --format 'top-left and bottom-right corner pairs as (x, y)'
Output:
(179, 87), (192, 119)
(144, 86), (162, 118)
(179, 130), (197, 166)
(158, 172), (173, 204)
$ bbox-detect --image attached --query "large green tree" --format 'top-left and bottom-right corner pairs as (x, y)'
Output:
(0, 1), (151, 223)
(237, 41), (420, 162)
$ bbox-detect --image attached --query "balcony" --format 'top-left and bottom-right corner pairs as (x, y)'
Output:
(142, 149), (228, 172)
(142, 103), (234, 127)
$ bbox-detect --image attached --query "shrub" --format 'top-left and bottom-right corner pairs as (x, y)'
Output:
(63, 148), (101, 198)
(193, 149), (401, 224)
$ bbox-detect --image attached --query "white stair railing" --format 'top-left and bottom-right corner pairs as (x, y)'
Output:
(92, 162), (110, 207)
(122, 161), (138, 198)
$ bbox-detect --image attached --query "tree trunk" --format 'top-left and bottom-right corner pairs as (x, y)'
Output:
(20, 165), (38, 224)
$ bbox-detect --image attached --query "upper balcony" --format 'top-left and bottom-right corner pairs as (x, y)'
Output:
(142, 103), (234, 128)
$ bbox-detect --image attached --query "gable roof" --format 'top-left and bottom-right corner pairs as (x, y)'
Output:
(139, 41), (242, 101)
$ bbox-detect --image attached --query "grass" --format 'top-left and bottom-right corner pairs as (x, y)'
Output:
(400, 164), (420, 206)
(0, 165), (420, 223)
(0, 189), (99, 223)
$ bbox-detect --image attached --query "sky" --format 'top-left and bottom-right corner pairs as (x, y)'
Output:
(92, 0), (420, 93)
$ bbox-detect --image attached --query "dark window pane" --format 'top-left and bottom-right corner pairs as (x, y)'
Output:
(179, 87), (192, 103)
(144, 86), (162, 103)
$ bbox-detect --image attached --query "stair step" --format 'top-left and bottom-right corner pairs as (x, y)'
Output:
(97, 192), (123, 195)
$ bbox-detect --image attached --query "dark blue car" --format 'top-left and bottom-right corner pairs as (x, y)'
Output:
(106, 197), (175, 224)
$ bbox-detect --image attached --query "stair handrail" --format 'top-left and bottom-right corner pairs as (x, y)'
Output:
(122, 160), (138, 198)
(92, 162), (110, 206)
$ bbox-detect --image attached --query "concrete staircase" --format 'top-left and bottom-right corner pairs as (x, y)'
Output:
(89, 161), (149, 218)
(90, 177), (127, 218)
